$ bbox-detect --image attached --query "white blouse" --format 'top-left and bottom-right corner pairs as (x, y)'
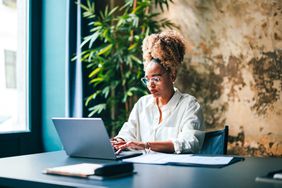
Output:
(116, 88), (205, 154)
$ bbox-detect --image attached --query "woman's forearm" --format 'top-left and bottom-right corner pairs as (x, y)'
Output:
(113, 140), (175, 154)
(146, 141), (175, 153)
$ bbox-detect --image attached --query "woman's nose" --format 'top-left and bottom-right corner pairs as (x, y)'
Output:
(148, 80), (156, 88)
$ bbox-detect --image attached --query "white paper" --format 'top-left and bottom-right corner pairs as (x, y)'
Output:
(124, 153), (176, 164)
(45, 163), (103, 177)
(123, 153), (233, 165)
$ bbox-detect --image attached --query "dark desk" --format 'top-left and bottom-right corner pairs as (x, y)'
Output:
(0, 151), (281, 188)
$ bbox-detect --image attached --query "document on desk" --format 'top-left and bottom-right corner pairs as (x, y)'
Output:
(44, 162), (134, 179)
(123, 153), (234, 166)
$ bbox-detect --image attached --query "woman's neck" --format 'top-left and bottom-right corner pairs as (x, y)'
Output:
(156, 89), (175, 107)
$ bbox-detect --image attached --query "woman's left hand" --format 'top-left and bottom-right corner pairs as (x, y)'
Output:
(115, 141), (145, 154)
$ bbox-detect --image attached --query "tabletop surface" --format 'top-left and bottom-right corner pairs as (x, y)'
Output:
(0, 151), (281, 188)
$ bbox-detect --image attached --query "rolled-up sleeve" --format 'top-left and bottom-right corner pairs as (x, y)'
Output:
(171, 100), (205, 154)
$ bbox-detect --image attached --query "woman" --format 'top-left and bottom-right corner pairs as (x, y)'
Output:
(112, 31), (205, 154)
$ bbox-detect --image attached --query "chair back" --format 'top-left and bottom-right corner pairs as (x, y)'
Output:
(199, 126), (229, 155)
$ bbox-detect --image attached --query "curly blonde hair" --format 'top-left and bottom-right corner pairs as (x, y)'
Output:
(142, 30), (186, 78)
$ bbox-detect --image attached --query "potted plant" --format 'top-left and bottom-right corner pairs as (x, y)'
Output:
(77, 0), (176, 135)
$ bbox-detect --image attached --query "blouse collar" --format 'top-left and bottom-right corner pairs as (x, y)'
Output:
(145, 88), (182, 111)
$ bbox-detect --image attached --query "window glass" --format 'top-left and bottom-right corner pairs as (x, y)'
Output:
(0, 0), (29, 133)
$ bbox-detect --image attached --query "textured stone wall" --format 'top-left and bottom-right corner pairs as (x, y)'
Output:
(161, 0), (282, 156)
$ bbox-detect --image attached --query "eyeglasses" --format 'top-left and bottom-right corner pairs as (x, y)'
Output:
(141, 72), (167, 86)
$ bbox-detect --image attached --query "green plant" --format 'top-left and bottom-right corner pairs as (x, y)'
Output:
(77, 0), (176, 135)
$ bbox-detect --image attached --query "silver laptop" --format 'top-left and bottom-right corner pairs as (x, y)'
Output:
(52, 117), (142, 160)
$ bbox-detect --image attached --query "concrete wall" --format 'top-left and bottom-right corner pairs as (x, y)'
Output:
(162, 0), (281, 156)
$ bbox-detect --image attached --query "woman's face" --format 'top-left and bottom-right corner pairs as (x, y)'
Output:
(143, 62), (174, 98)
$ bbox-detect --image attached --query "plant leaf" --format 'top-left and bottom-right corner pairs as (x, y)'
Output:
(89, 31), (100, 48)
(88, 103), (106, 116)
(89, 67), (102, 78)
(97, 44), (113, 56)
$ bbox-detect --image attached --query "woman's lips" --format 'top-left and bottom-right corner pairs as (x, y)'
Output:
(150, 89), (158, 94)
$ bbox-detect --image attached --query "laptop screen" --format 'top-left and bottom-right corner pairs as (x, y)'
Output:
(52, 118), (117, 159)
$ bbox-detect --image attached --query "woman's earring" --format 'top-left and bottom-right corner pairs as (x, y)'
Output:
(171, 74), (176, 83)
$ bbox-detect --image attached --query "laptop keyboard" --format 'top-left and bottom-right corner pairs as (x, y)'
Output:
(115, 150), (143, 159)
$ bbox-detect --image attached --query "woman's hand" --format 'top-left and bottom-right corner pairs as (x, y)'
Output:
(115, 141), (146, 154)
(111, 138), (126, 151)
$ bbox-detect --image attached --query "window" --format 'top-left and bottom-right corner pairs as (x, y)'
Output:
(4, 50), (17, 89)
(0, 0), (29, 133)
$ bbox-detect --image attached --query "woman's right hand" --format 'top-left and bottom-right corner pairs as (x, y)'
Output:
(110, 138), (126, 151)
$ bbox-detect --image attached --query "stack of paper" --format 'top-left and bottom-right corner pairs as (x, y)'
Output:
(44, 163), (103, 178)
(44, 162), (134, 179)
(123, 153), (234, 166)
